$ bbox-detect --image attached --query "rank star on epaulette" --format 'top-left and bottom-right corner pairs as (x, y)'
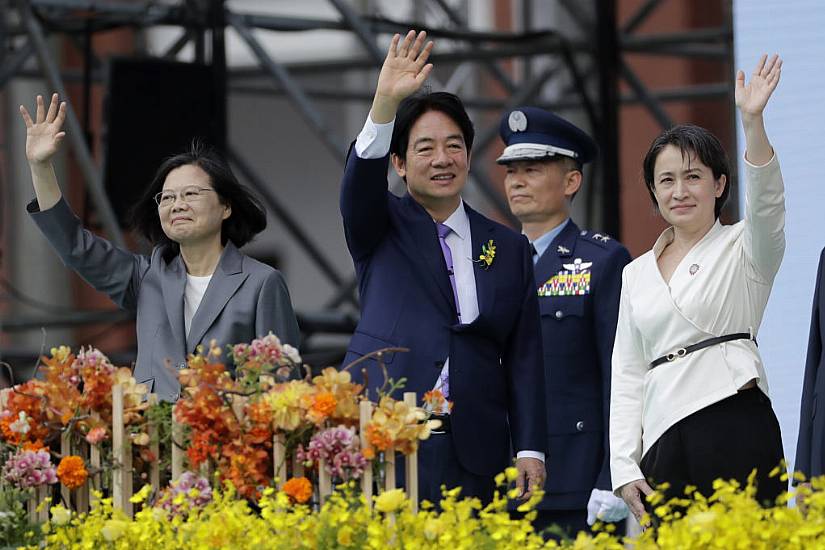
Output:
(591, 233), (611, 242)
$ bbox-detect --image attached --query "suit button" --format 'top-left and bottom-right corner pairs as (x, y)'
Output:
(576, 421), (585, 431)
(555, 310), (564, 319)
(177, 362), (186, 370)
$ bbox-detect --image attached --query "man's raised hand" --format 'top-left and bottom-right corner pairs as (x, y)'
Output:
(370, 30), (434, 124)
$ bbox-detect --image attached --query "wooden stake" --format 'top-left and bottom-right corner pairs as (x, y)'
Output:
(318, 458), (332, 504)
(60, 430), (71, 509)
(273, 433), (287, 488)
(403, 392), (419, 512)
(112, 384), (133, 517)
(147, 395), (161, 491)
(90, 411), (101, 491)
(171, 408), (183, 483)
(385, 447), (396, 492)
(359, 400), (373, 509)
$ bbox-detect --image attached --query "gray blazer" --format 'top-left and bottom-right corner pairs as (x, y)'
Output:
(28, 197), (300, 401)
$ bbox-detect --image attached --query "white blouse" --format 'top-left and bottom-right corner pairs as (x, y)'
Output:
(609, 154), (785, 492)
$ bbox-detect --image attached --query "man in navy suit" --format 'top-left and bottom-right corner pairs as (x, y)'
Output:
(499, 107), (631, 535)
(340, 31), (547, 505)
(795, 248), (825, 494)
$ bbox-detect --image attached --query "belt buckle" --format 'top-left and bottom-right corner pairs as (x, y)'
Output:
(666, 348), (687, 362)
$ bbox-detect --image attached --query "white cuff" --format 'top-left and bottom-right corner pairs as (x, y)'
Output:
(354, 115), (395, 159)
(516, 450), (545, 463)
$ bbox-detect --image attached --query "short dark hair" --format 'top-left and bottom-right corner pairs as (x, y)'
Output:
(643, 124), (731, 219)
(390, 91), (475, 158)
(131, 142), (266, 259)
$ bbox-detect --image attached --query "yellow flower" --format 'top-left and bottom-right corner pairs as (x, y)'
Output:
(50, 505), (71, 526)
(374, 489), (406, 513)
(337, 525), (354, 546)
(101, 519), (127, 541)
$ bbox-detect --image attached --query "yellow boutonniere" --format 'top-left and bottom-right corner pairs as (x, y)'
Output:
(477, 239), (496, 269)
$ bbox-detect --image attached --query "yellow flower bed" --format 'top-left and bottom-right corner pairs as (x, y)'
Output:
(28, 472), (825, 549)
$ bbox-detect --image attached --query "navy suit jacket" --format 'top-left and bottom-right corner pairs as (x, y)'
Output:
(534, 220), (630, 509)
(796, 247), (825, 481)
(339, 148), (546, 477)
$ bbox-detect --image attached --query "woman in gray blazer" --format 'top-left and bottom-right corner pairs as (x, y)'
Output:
(20, 93), (300, 401)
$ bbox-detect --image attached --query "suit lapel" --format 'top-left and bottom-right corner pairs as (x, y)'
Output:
(466, 204), (496, 317)
(160, 253), (187, 357)
(534, 220), (579, 287)
(402, 194), (458, 316)
(186, 242), (249, 352)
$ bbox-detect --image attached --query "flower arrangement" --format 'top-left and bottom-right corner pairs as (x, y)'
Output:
(0, 346), (150, 495)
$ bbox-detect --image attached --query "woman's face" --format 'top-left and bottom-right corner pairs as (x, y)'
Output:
(157, 164), (231, 246)
(652, 144), (725, 232)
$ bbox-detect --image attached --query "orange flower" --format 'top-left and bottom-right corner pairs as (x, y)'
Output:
(365, 424), (393, 452)
(22, 440), (47, 452)
(362, 446), (375, 460)
(57, 455), (88, 489)
(282, 476), (313, 504)
(309, 392), (337, 422)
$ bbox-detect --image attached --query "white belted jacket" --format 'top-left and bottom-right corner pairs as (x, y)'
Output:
(609, 154), (785, 492)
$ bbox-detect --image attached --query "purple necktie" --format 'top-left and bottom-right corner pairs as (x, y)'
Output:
(436, 222), (461, 320)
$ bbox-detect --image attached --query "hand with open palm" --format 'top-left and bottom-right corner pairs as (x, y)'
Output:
(20, 93), (67, 165)
(736, 54), (782, 120)
(370, 30), (434, 124)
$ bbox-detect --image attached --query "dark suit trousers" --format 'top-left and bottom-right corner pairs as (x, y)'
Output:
(396, 432), (495, 507)
(640, 387), (785, 508)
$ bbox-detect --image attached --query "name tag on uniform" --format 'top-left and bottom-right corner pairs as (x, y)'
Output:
(537, 258), (592, 297)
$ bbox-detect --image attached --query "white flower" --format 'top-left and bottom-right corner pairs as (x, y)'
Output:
(282, 344), (302, 364)
(9, 411), (31, 434)
(50, 506), (71, 526)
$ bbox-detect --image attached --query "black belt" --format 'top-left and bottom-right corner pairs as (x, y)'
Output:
(430, 414), (451, 434)
(650, 332), (755, 369)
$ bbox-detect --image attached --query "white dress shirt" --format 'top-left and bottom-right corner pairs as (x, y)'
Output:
(354, 115), (543, 462)
(610, 153), (785, 492)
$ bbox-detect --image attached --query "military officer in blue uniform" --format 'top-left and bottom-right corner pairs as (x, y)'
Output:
(499, 107), (632, 536)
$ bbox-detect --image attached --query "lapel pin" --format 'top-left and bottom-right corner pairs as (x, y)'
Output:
(689, 264), (700, 275)
(557, 245), (571, 254)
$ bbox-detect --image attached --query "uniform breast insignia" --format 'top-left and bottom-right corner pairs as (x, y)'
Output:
(591, 232), (611, 243)
(538, 258), (592, 297)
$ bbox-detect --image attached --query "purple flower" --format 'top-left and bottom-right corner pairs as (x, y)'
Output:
(299, 426), (366, 480)
(157, 471), (212, 517)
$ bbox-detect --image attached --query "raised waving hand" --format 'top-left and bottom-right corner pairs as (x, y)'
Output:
(736, 54), (782, 166)
(19, 93), (67, 210)
(20, 93), (67, 164)
(736, 54), (782, 119)
(370, 30), (434, 124)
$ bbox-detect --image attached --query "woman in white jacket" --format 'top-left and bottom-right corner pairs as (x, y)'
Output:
(611, 54), (784, 523)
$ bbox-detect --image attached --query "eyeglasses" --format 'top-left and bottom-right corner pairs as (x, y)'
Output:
(154, 186), (216, 208)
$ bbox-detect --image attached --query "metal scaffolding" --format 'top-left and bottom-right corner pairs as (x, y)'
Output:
(0, 0), (733, 363)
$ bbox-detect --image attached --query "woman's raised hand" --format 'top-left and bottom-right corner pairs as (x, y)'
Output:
(370, 30), (433, 123)
(20, 93), (67, 164)
(736, 54), (782, 119)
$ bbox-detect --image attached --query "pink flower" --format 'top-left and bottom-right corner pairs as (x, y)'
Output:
(85, 427), (107, 445)
(2, 449), (57, 489)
